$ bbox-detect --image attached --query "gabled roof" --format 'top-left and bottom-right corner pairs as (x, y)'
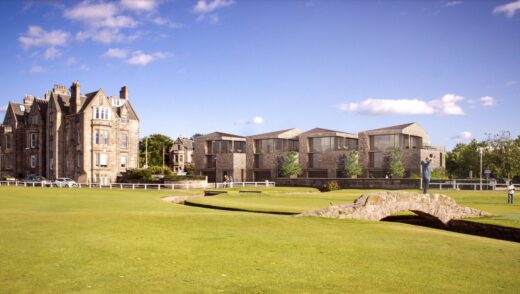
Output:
(78, 90), (102, 113)
(247, 128), (302, 139)
(364, 122), (416, 132)
(301, 127), (357, 137)
(198, 131), (246, 140)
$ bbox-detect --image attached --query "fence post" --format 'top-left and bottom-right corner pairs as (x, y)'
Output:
(120, 184), (123, 190)
(158, 184), (161, 191)
(132, 184), (135, 190)
(144, 184), (147, 190)
(171, 184), (174, 190)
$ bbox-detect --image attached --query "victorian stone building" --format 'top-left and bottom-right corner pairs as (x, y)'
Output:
(170, 137), (194, 174)
(193, 123), (445, 182)
(0, 81), (140, 183)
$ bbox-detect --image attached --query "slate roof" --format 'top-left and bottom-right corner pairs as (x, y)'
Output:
(364, 123), (416, 132)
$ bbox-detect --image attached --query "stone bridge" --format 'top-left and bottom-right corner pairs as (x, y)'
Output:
(299, 191), (490, 224)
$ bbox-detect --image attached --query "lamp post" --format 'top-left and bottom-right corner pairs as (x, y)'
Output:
(479, 147), (483, 191)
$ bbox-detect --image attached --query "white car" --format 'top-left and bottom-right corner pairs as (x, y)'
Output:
(53, 178), (78, 188)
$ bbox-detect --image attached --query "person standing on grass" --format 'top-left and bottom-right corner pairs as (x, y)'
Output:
(507, 181), (515, 204)
(421, 154), (434, 194)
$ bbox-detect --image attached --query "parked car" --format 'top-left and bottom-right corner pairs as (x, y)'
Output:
(53, 178), (78, 188)
(23, 175), (51, 186)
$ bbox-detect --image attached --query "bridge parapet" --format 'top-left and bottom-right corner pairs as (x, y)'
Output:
(299, 191), (490, 224)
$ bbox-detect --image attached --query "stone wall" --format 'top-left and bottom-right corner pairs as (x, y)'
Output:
(276, 178), (420, 190)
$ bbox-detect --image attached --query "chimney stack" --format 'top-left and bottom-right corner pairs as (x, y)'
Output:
(119, 86), (128, 99)
(71, 81), (81, 113)
(23, 95), (34, 106)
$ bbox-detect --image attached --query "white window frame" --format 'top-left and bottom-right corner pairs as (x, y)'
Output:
(93, 106), (111, 120)
(120, 156), (127, 168)
(30, 155), (36, 168)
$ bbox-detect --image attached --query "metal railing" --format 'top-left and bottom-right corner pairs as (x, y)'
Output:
(0, 181), (276, 191)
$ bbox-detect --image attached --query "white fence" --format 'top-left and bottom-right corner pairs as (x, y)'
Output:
(429, 181), (498, 191)
(0, 181), (276, 191)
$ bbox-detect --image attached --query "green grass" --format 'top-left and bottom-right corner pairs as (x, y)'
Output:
(1, 187), (520, 293)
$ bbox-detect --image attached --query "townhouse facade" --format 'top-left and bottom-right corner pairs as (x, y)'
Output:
(193, 123), (445, 182)
(0, 81), (140, 183)
(193, 132), (246, 182)
(170, 137), (194, 173)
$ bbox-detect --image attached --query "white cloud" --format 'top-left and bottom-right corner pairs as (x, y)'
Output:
(494, 0), (520, 18)
(451, 131), (473, 141)
(29, 65), (45, 74)
(0, 105), (7, 113)
(480, 96), (496, 106)
(429, 94), (465, 115)
(338, 94), (465, 116)
(66, 1), (138, 29)
(193, 0), (235, 14)
(235, 116), (265, 125)
(19, 26), (69, 49)
(103, 48), (128, 59)
(79, 64), (90, 71)
(43, 47), (61, 60)
(126, 51), (168, 65)
(153, 17), (183, 28)
(120, 0), (158, 12)
(76, 29), (139, 44)
(66, 57), (77, 65)
(445, 1), (462, 7)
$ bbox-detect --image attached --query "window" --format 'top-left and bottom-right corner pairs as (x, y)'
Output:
(288, 140), (299, 152)
(254, 154), (263, 168)
(5, 134), (11, 149)
(95, 153), (108, 168)
(120, 156), (127, 168)
(94, 129), (109, 145)
(77, 152), (81, 168)
(120, 112), (128, 123)
(179, 154), (184, 163)
(93, 107), (111, 120)
(369, 152), (383, 169)
(30, 133), (37, 148)
(308, 154), (321, 168)
(120, 133), (128, 148)
(30, 155), (36, 168)
(234, 141), (245, 153)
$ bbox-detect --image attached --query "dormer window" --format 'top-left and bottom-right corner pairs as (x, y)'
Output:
(93, 107), (111, 120)
(111, 98), (126, 107)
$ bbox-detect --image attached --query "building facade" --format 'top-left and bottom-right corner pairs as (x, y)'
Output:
(0, 81), (140, 183)
(193, 123), (445, 182)
(170, 137), (194, 174)
(193, 132), (246, 182)
(246, 128), (301, 181)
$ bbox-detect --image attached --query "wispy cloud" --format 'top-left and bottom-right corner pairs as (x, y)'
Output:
(493, 0), (520, 18)
(19, 26), (69, 49)
(0, 105), (7, 113)
(451, 131), (473, 141)
(120, 0), (159, 12)
(43, 47), (61, 60)
(29, 65), (45, 74)
(193, 0), (235, 24)
(126, 51), (169, 65)
(235, 116), (265, 125)
(103, 48), (128, 59)
(480, 96), (496, 106)
(79, 64), (90, 71)
(153, 16), (183, 28)
(445, 1), (462, 7)
(338, 94), (465, 116)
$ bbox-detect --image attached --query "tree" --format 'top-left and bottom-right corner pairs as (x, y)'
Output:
(139, 134), (174, 168)
(344, 151), (362, 178)
(279, 151), (302, 177)
(388, 148), (405, 178)
(485, 132), (520, 181)
(446, 139), (485, 179)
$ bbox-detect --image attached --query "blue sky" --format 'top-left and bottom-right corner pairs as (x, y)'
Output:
(0, 0), (519, 149)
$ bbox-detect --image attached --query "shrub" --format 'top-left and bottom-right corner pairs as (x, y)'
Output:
(431, 167), (448, 179)
(279, 151), (302, 177)
(344, 151), (362, 178)
(164, 175), (206, 181)
(322, 180), (340, 192)
(389, 148), (405, 178)
(148, 166), (172, 175)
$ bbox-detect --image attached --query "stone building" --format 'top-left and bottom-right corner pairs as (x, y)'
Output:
(245, 128), (301, 181)
(193, 132), (246, 182)
(0, 81), (140, 183)
(170, 137), (194, 174)
(298, 128), (359, 178)
(193, 123), (445, 182)
(357, 123), (445, 178)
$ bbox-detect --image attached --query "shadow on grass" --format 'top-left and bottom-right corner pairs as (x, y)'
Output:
(382, 215), (520, 243)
